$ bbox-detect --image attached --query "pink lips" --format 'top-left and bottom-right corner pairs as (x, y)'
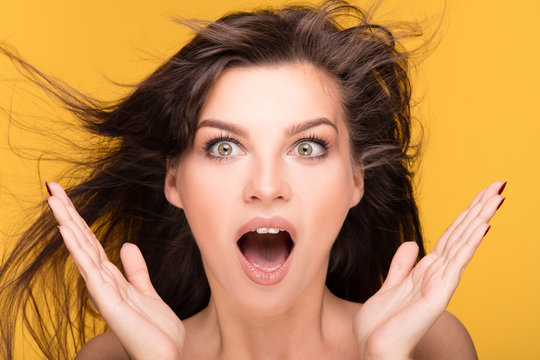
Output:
(236, 216), (296, 286)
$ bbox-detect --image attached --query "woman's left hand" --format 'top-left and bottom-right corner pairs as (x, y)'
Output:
(353, 181), (505, 360)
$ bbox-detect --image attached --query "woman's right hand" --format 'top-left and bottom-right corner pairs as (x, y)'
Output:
(46, 181), (185, 360)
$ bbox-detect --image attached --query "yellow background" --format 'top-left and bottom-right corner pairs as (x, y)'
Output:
(1, 0), (538, 358)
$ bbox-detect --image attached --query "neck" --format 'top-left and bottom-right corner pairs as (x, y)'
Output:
(188, 285), (356, 360)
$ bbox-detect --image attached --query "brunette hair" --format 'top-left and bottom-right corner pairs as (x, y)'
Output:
(0, 0), (425, 358)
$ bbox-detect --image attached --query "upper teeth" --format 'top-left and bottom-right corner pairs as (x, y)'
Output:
(252, 227), (284, 234)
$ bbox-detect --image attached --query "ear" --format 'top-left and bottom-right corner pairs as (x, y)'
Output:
(350, 165), (364, 208)
(164, 161), (183, 209)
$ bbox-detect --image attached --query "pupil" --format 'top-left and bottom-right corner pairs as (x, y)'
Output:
(218, 143), (232, 156)
(300, 143), (312, 156)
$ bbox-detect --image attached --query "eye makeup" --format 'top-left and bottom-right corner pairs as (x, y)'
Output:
(200, 131), (332, 161)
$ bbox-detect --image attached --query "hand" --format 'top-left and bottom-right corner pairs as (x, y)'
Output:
(353, 181), (506, 360)
(46, 182), (185, 360)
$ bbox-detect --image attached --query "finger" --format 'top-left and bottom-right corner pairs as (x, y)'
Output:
(433, 186), (488, 255)
(60, 224), (129, 313)
(432, 181), (504, 255)
(440, 194), (494, 256)
(445, 195), (503, 261)
(47, 182), (92, 240)
(466, 188), (486, 209)
(443, 223), (491, 286)
(432, 209), (469, 255)
(58, 225), (101, 282)
(47, 182), (108, 262)
(379, 241), (419, 292)
(445, 194), (502, 257)
(474, 181), (506, 207)
(47, 196), (102, 262)
(65, 204), (109, 264)
(466, 181), (502, 209)
(120, 243), (158, 297)
(46, 181), (76, 207)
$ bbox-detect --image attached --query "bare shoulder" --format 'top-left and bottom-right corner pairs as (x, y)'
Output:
(75, 331), (129, 360)
(413, 311), (478, 360)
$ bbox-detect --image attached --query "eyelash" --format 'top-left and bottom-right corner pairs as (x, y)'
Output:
(203, 134), (241, 161)
(202, 133), (331, 161)
(292, 135), (330, 160)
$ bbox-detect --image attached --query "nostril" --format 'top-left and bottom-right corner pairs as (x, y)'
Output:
(243, 166), (291, 203)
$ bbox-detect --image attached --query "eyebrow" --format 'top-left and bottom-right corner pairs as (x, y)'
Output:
(285, 117), (338, 136)
(196, 117), (338, 137)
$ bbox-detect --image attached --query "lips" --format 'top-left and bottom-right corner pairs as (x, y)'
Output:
(235, 216), (297, 241)
(236, 216), (296, 286)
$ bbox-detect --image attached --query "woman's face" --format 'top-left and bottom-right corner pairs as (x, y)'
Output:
(165, 63), (363, 315)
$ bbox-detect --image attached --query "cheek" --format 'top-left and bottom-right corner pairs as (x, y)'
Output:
(176, 161), (242, 243)
(175, 162), (248, 286)
(295, 160), (356, 241)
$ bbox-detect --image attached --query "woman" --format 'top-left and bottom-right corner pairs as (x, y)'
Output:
(0, 1), (504, 359)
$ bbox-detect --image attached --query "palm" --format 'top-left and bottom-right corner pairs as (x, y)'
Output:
(354, 181), (505, 359)
(86, 252), (184, 359)
(47, 182), (184, 360)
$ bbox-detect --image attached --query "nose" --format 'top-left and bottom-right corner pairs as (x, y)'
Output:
(243, 155), (291, 204)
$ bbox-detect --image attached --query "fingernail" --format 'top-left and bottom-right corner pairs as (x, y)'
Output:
(497, 197), (506, 210)
(57, 225), (61, 235)
(498, 181), (507, 195)
(45, 181), (52, 196)
(483, 225), (491, 237)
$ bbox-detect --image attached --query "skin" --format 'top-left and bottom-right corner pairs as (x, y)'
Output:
(46, 63), (505, 359)
(165, 64), (363, 359)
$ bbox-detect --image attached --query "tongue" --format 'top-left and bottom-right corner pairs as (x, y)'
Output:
(240, 232), (290, 271)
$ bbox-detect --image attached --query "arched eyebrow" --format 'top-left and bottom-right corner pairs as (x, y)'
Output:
(285, 117), (338, 136)
(196, 117), (338, 137)
(197, 119), (249, 137)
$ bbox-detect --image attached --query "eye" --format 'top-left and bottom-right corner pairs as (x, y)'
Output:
(292, 139), (327, 158)
(205, 137), (242, 158)
(217, 142), (233, 156)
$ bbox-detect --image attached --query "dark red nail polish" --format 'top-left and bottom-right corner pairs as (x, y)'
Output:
(497, 197), (506, 210)
(498, 181), (507, 195)
(483, 225), (491, 237)
(45, 181), (52, 196)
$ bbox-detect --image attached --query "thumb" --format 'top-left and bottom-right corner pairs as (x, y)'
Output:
(120, 243), (158, 296)
(379, 241), (419, 292)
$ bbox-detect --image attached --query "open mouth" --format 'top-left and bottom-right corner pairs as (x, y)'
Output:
(238, 228), (294, 271)
(236, 227), (295, 285)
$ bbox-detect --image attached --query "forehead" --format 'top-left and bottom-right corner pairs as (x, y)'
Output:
(197, 63), (344, 127)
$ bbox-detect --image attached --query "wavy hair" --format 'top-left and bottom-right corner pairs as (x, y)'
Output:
(0, 1), (426, 358)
